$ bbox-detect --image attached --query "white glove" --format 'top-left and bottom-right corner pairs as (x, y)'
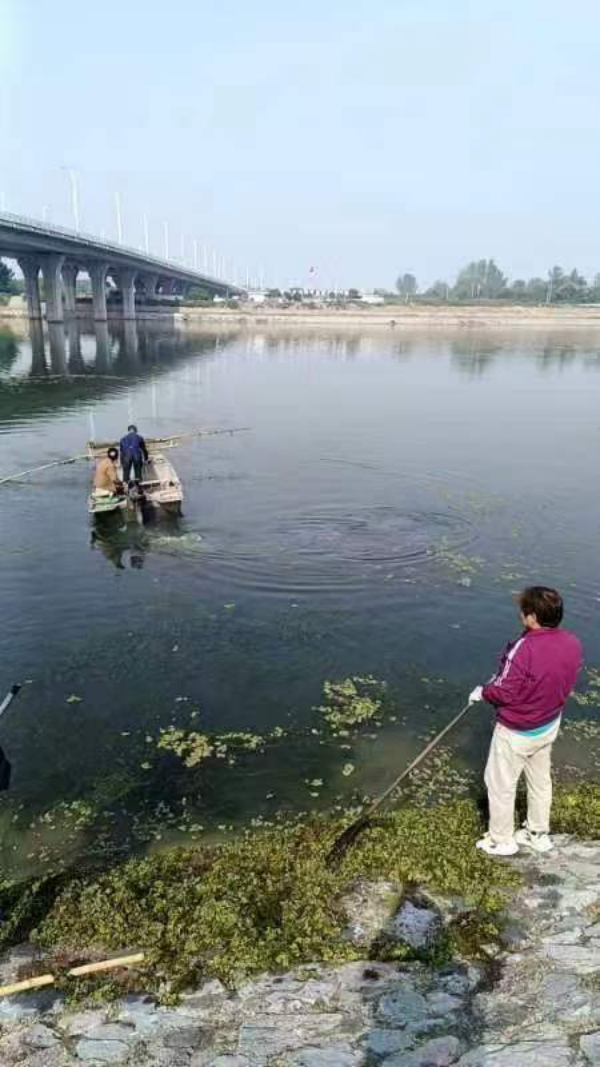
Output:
(469, 685), (484, 704)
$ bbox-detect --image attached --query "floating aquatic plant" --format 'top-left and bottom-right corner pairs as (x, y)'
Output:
(572, 668), (600, 708)
(157, 727), (214, 767)
(316, 675), (387, 735)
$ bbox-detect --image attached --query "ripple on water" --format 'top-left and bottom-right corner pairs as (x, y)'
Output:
(201, 503), (474, 599)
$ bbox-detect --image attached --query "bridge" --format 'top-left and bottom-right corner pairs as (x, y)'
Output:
(0, 212), (245, 323)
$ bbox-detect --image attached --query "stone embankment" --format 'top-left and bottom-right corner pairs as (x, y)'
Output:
(2, 837), (600, 1066)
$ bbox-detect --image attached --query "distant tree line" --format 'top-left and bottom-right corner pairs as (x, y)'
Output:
(394, 260), (600, 304)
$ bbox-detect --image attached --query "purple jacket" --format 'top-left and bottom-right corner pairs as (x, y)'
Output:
(482, 628), (583, 731)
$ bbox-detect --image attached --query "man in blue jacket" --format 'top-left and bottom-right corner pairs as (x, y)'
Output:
(119, 425), (149, 485)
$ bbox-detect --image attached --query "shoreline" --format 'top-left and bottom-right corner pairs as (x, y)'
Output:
(3, 304), (600, 331)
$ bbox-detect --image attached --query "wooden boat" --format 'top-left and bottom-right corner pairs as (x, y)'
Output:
(87, 437), (183, 519)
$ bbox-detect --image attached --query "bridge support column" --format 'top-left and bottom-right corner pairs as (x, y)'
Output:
(143, 273), (159, 300)
(62, 263), (79, 315)
(117, 268), (138, 319)
(94, 321), (111, 373)
(18, 257), (42, 320)
(48, 322), (67, 374)
(41, 253), (65, 323)
(89, 263), (109, 321)
(29, 319), (47, 376)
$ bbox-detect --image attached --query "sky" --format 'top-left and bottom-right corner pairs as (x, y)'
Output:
(1, 0), (600, 290)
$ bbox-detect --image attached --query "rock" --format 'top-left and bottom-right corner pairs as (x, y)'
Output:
(145, 1048), (193, 1067)
(384, 1036), (462, 1066)
(0, 989), (63, 1022)
(163, 1026), (210, 1049)
(425, 993), (463, 1017)
(20, 1051), (74, 1067)
(83, 1024), (134, 1043)
(191, 1057), (249, 1067)
(60, 1009), (109, 1036)
(282, 1046), (364, 1067)
(389, 902), (440, 950)
(581, 1032), (600, 1063)
(341, 880), (403, 947)
(75, 1037), (130, 1063)
(458, 1042), (574, 1066)
(118, 1006), (190, 1037)
(238, 1013), (347, 1063)
(543, 943), (600, 974)
(21, 1023), (60, 1049)
(362, 1029), (415, 1056)
(376, 990), (429, 1026)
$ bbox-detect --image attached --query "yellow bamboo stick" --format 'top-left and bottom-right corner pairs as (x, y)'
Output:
(0, 951), (145, 998)
(68, 952), (145, 977)
(0, 974), (55, 997)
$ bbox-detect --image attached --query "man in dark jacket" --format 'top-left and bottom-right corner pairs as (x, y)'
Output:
(119, 425), (149, 484)
(470, 586), (582, 858)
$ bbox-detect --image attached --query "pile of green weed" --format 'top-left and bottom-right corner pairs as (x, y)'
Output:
(25, 800), (516, 994)
(552, 783), (600, 838)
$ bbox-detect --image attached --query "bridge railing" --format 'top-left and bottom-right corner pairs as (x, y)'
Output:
(0, 210), (236, 290)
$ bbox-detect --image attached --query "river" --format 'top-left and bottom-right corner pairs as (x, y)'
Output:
(0, 318), (598, 878)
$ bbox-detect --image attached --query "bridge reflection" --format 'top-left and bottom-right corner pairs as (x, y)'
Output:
(0, 318), (241, 428)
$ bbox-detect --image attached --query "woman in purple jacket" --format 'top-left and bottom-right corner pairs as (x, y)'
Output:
(470, 586), (582, 857)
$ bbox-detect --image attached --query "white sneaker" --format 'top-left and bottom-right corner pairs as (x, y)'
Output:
(515, 826), (553, 853)
(476, 834), (519, 857)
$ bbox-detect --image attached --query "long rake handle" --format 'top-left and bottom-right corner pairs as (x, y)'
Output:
(0, 685), (21, 719)
(327, 700), (475, 864)
(364, 700), (473, 820)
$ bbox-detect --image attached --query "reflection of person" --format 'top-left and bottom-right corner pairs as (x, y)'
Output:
(91, 528), (146, 571)
(470, 587), (582, 858)
(93, 447), (123, 496)
(120, 424), (149, 484)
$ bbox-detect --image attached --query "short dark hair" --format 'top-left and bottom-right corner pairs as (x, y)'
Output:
(128, 424), (137, 433)
(108, 447), (118, 459)
(519, 586), (563, 628)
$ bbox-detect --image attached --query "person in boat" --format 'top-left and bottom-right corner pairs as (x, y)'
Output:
(119, 425), (149, 485)
(93, 447), (124, 497)
(469, 586), (582, 858)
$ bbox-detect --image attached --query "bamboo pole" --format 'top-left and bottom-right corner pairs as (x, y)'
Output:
(0, 454), (88, 487)
(0, 952), (145, 999)
(0, 427), (251, 486)
(0, 974), (56, 997)
(69, 952), (145, 977)
(88, 427), (250, 453)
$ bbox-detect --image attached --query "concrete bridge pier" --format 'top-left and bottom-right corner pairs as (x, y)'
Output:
(89, 263), (109, 322)
(41, 254), (65, 323)
(29, 319), (47, 376)
(144, 273), (159, 300)
(62, 263), (79, 315)
(117, 268), (138, 320)
(18, 257), (42, 320)
(47, 322), (67, 374)
(94, 321), (111, 373)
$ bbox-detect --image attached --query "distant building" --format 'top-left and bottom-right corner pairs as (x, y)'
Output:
(360, 293), (385, 306)
(248, 291), (267, 304)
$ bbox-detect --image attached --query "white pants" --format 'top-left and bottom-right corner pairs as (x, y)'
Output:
(484, 719), (561, 846)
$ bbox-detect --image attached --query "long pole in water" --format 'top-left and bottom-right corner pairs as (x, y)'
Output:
(0, 685), (21, 719)
(327, 700), (474, 864)
(0, 454), (88, 487)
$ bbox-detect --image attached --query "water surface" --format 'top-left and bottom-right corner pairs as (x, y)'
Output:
(0, 319), (598, 876)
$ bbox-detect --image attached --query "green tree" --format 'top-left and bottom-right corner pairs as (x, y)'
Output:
(425, 280), (450, 300)
(0, 260), (17, 295)
(453, 259), (506, 300)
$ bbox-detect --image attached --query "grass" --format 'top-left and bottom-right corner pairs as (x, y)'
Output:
(0, 799), (516, 995)
(0, 783), (598, 999)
